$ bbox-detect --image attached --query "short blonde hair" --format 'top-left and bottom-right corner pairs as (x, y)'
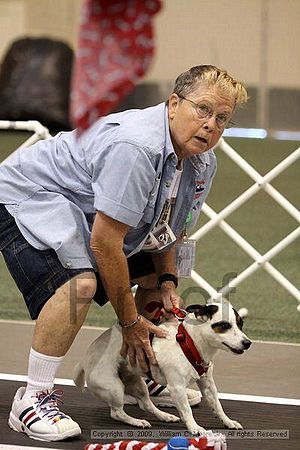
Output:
(172, 65), (248, 107)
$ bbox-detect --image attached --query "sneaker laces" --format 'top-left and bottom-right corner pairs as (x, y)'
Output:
(34, 390), (68, 423)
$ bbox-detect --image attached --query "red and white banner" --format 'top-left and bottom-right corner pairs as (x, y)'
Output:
(71, 0), (162, 133)
(84, 434), (227, 450)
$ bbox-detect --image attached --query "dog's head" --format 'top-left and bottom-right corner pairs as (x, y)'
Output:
(185, 302), (251, 354)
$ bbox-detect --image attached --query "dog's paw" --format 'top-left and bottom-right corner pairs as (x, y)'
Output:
(161, 412), (181, 423)
(223, 418), (243, 429)
(190, 426), (206, 436)
(140, 419), (152, 428)
(132, 419), (152, 428)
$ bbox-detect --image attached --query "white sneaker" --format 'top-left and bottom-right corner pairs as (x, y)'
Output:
(125, 379), (202, 407)
(8, 387), (81, 441)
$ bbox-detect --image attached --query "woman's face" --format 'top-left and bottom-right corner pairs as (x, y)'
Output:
(168, 83), (235, 159)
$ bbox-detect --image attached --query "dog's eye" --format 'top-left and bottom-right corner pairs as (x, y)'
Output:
(211, 321), (232, 333)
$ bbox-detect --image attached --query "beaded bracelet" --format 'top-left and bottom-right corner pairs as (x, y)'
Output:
(119, 315), (141, 328)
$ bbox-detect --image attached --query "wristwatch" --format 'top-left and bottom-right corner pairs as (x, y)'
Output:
(157, 273), (178, 289)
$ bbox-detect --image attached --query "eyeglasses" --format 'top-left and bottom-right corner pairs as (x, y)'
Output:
(178, 94), (234, 129)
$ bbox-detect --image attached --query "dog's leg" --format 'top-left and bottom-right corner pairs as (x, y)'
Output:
(92, 378), (151, 428)
(166, 384), (206, 435)
(197, 364), (242, 429)
(138, 399), (180, 424)
(125, 376), (180, 423)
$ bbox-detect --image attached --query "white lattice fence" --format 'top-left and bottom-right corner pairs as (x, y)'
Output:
(190, 137), (300, 311)
(0, 120), (52, 148)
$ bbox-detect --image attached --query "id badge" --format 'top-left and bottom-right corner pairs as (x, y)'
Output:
(176, 239), (196, 277)
(145, 223), (177, 251)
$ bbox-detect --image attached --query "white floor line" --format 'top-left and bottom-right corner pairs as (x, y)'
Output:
(250, 339), (300, 347)
(1, 373), (299, 406)
(218, 392), (300, 406)
(0, 373), (74, 386)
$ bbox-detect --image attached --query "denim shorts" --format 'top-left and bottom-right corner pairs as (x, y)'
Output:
(0, 204), (155, 320)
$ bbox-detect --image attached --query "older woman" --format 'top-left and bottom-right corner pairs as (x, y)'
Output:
(0, 65), (248, 441)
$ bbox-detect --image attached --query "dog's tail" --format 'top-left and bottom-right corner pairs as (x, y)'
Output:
(73, 362), (86, 392)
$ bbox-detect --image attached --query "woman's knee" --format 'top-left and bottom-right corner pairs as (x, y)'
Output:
(71, 272), (97, 301)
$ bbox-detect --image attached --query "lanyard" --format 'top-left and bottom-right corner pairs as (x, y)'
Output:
(159, 169), (182, 225)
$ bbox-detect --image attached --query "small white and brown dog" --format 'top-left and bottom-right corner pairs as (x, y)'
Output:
(73, 301), (251, 435)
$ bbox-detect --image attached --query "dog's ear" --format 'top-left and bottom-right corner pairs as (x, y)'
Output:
(186, 304), (205, 317)
(186, 304), (219, 320)
(233, 308), (244, 330)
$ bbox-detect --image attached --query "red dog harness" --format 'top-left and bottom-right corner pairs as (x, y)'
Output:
(145, 302), (209, 377)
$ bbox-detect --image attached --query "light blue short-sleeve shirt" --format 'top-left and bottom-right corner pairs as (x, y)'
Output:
(0, 103), (216, 270)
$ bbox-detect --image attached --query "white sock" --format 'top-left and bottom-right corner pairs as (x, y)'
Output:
(24, 348), (64, 398)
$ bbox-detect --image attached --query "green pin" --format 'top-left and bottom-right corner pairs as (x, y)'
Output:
(186, 211), (193, 223)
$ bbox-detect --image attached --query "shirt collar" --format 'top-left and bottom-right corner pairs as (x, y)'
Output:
(189, 151), (211, 172)
(164, 104), (177, 164)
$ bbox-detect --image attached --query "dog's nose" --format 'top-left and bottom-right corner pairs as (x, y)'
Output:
(242, 339), (251, 349)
